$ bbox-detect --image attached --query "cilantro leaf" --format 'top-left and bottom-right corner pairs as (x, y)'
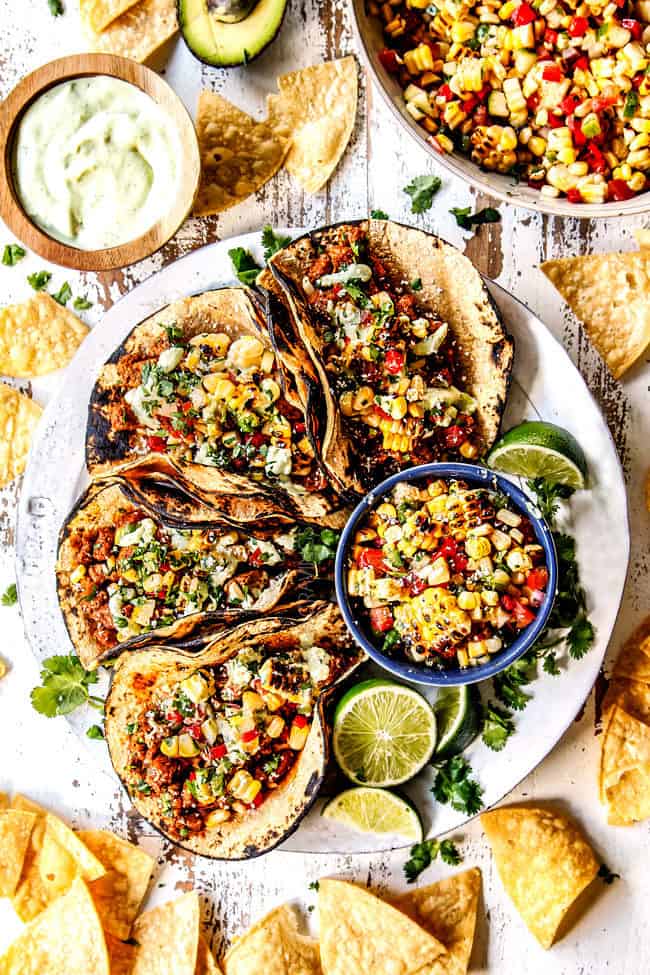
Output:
(52, 281), (72, 306)
(493, 655), (535, 711)
(432, 756), (483, 815)
(2, 583), (17, 607)
(2, 244), (26, 266)
(370, 208), (389, 220)
(411, 277), (422, 291)
(404, 837), (462, 883)
(86, 724), (104, 740)
(404, 175), (442, 214)
(482, 702), (515, 751)
(526, 478), (575, 527)
(261, 225), (291, 262)
(542, 651), (561, 675)
(295, 526), (339, 565)
(450, 206), (501, 231)
(48, 0), (64, 12)
(73, 295), (93, 310)
(567, 615), (594, 659)
(228, 247), (262, 286)
(308, 880), (320, 891)
(598, 863), (620, 884)
(27, 270), (52, 291)
(31, 654), (103, 718)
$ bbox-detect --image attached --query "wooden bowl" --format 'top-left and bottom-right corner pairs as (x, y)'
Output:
(0, 54), (201, 271)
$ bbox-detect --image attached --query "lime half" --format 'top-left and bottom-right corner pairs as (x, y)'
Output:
(487, 421), (588, 489)
(434, 685), (481, 759)
(322, 787), (423, 842)
(333, 679), (437, 787)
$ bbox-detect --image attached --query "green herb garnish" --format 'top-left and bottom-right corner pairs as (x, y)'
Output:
(229, 247), (262, 286)
(2, 583), (17, 607)
(73, 295), (93, 310)
(2, 244), (26, 266)
(52, 281), (72, 306)
(432, 756), (483, 815)
(481, 702), (515, 751)
(48, 0), (64, 14)
(370, 208), (389, 220)
(27, 270), (52, 291)
(86, 724), (104, 740)
(262, 225), (291, 262)
(404, 175), (442, 214)
(296, 526), (339, 565)
(450, 206), (501, 231)
(404, 838), (462, 883)
(31, 654), (104, 718)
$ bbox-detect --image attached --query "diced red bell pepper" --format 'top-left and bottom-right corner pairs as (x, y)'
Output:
(293, 714), (309, 729)
(622, 17), (643, 39)
(156, 589), (167, 600)
(500, 593), (516, 612)
(544, 27), (558, 45)
(586, 141), (608, 173)
(512, 600), (536, 629)
(561, 93), (582, 115)
(476, 84), (491, 101)
(445, 424), (468, 448)
(187, 722), (204, 740)
(249, 547), (264, 567)
(409, 575), (428, 596)
(608, 178), (636, 201)
(566, 188), (583, 203)
(439, 537), (458, 559)
(526, 92), (541, 112)
(210, 744), (227, 760)
(248, 431), (266, 448)
(240, 729), (258, 743)
(122, 604), (134, 617)
(568, 16), (589, 36)
(167, 710), (184, 725)
(369, 605), (395, 634)
(439, 83), (454, 102)
(452, 552), (469, 572)
(547, 113), (564, 128)
(526, 567), (549, 590)
(542, 64), (564, 82)
(591, 94), (618, 112)
(574, 55), (589, 72)
(373, 406), (392, 422)
(378, 47), (401, 74)
(567, 114), (586, 145)
(385, 348), (405, 374)
(147, 435), (167, 452)
(252, 791), (265, 807)
(633, 73), (645, 89)
(358, 548), (388, 575)
(462, 95), (478, 114)
(513, 2), (536, 25)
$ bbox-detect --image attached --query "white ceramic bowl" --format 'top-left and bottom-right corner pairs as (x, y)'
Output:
(351, 0), (650, 218)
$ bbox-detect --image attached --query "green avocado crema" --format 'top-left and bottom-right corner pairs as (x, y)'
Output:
(13, 77), (182, 250)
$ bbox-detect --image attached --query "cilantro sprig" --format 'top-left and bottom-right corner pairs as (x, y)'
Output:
(52, 281), (72, 306)
(432, 756), (483, 815)
(2, 244), (26, 266)
(370, 208), (389, 220)
(2, 583), (17, 607)
(481, 702), (515, 751)
(404, 838), (462, 883)
(493, 654), (535, 711)
(262, 225), (291, 262)
(48, 0), (64, 13)
(450, 206), (500, 231)
(228, 247), (262, 286)
(27, 270), (52, 291)
(31, 654), (104, 718)
(295, 526), (339, 566)
(404, 175), (442, 214)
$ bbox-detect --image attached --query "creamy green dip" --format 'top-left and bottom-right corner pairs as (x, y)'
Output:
(13, 76), (182, 250)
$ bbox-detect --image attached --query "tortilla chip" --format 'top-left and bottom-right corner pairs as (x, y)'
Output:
(87, 0), (178, 63)
(395, 868), (481, 975)
(193, 92), (289, 217)
(197, 937), (222, 975)
(0, 811), (36, 897)
(0, 793), (9, 810)
(602, 677), (650, 725)
(481, 806), (599, 949)
(634, 228), (650, 250)
(130, 892), (200, 975)
(77, 830), (155, 940)
(0, 383), (42, 488)
(0, 876), (109, 975)
(224, 904), (319, 975)
(106, 935), (137, 975)
(600, 705), (650, 825)
(0, 293), (87, 378)
(318, 878), (451, 975)
(10, 794), (47, 815)
(612, 615), (650, 682)
(541, 253), (650, 378)
(267, 57), (358, 194)
(80, 0), (140, 31)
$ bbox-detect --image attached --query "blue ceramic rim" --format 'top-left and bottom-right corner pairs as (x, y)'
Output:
(334, 462), (558, 687)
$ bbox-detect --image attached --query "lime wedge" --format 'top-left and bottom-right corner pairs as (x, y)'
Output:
(322, 787), (423, 842)
(434, 685), (481, 759)
(487, 421), (588, 489)
(333, 679), (437, 787)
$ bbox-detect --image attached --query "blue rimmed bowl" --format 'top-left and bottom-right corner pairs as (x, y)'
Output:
(334, 462), (558, 687)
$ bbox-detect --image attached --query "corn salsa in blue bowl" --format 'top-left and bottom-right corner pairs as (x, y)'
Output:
(335, 462), (558, 686)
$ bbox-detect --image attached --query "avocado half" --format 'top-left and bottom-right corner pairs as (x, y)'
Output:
(178, 0), (288, 67)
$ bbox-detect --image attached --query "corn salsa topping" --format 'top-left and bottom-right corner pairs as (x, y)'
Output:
(302, 226), (481, 484)
(347, 477), (549, 668)
(111, 325), (326, 492)
(68, 505), (304, 652)
(125, 641), (344, 838)
(370, 0), (650, 202)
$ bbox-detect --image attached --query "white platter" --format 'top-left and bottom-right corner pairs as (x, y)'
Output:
(15, 229), (629, 855)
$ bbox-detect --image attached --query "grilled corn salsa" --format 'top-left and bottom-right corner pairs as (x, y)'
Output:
(302, 225), (481, 485)
(347, 477), (549, 668)
(370, 0), (650, 202)
(125, 642), (345, 838)
(67, 506), (303, 652)
(111, 325), (326, 492)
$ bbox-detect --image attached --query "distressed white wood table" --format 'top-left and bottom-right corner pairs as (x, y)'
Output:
(1, 1), (649, 971)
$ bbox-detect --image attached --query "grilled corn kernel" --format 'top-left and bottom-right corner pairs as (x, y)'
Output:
(70, 565), (86, 584)
(404, 43), (435, 74)
(206, 809), (231, 827)
(481, 589), (500, 606)
(266, 715), (285, 738)
(465, 536), (492, 559)
(160, 736), (179, 758)
(353, 386), (375, 411)
(458, 590), (479, 610)
(204, 375), (235, 397)
(459, 441), (479, 459)
(242, 691), (264, 713)
(180, 672), (212, 703)
(377, 502), (397, 520)
(289, 721), (310, 750)
(505, 547), (533, 572)
(178, 733), (201, 758)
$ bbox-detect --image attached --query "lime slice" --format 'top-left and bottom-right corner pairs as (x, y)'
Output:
(333, 679), (437, 787)
(434, 685), (481, 759)
(487, 421), (588, 489)
(322, 787), (423, 842)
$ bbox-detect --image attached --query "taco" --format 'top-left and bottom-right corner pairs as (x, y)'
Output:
(266, 219), (514, 492)
(56, 481), (337, 670)
(86, 287), (346, 526)
(104, 602), (364, 859)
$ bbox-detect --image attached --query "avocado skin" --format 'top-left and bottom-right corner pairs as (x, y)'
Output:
(178, 0), (289, 68)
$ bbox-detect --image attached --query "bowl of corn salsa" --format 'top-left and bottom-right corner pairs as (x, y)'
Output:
(352, 0), (650, 215)
(335, 463), (557, 685)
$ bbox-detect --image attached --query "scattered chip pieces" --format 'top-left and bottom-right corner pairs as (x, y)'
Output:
(602, 677), (650, 726)
(194, 92), (290, 217)
(0, 810), (36, 897)
(600, 705), (650, 826)
(130, 892), (200, 975)
(80, 0), (140, 32)
(77, 829), (155, 939)
(318, 878), (451, 975)
(541, 253), (650, 379)
(0, 383), (42, 488)
(268, 57), (358, 194)
(481, 805), (599, 949)
(0, 876), (110, 975)
(611, 615), (650, 683)
(396, 868), (481, 975)
(0, 292), (88, 378)
(86, 0), (178, 63)
(224, 904), (319, 975)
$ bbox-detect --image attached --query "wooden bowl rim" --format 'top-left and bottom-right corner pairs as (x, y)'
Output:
(0, 54), (201, 271)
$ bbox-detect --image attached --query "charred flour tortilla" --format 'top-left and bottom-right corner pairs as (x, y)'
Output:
(105, 602), (363, 859)
(267, 219), (513, 492)
(56, 480), (330, 669)
(86, 287), (344, 526)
